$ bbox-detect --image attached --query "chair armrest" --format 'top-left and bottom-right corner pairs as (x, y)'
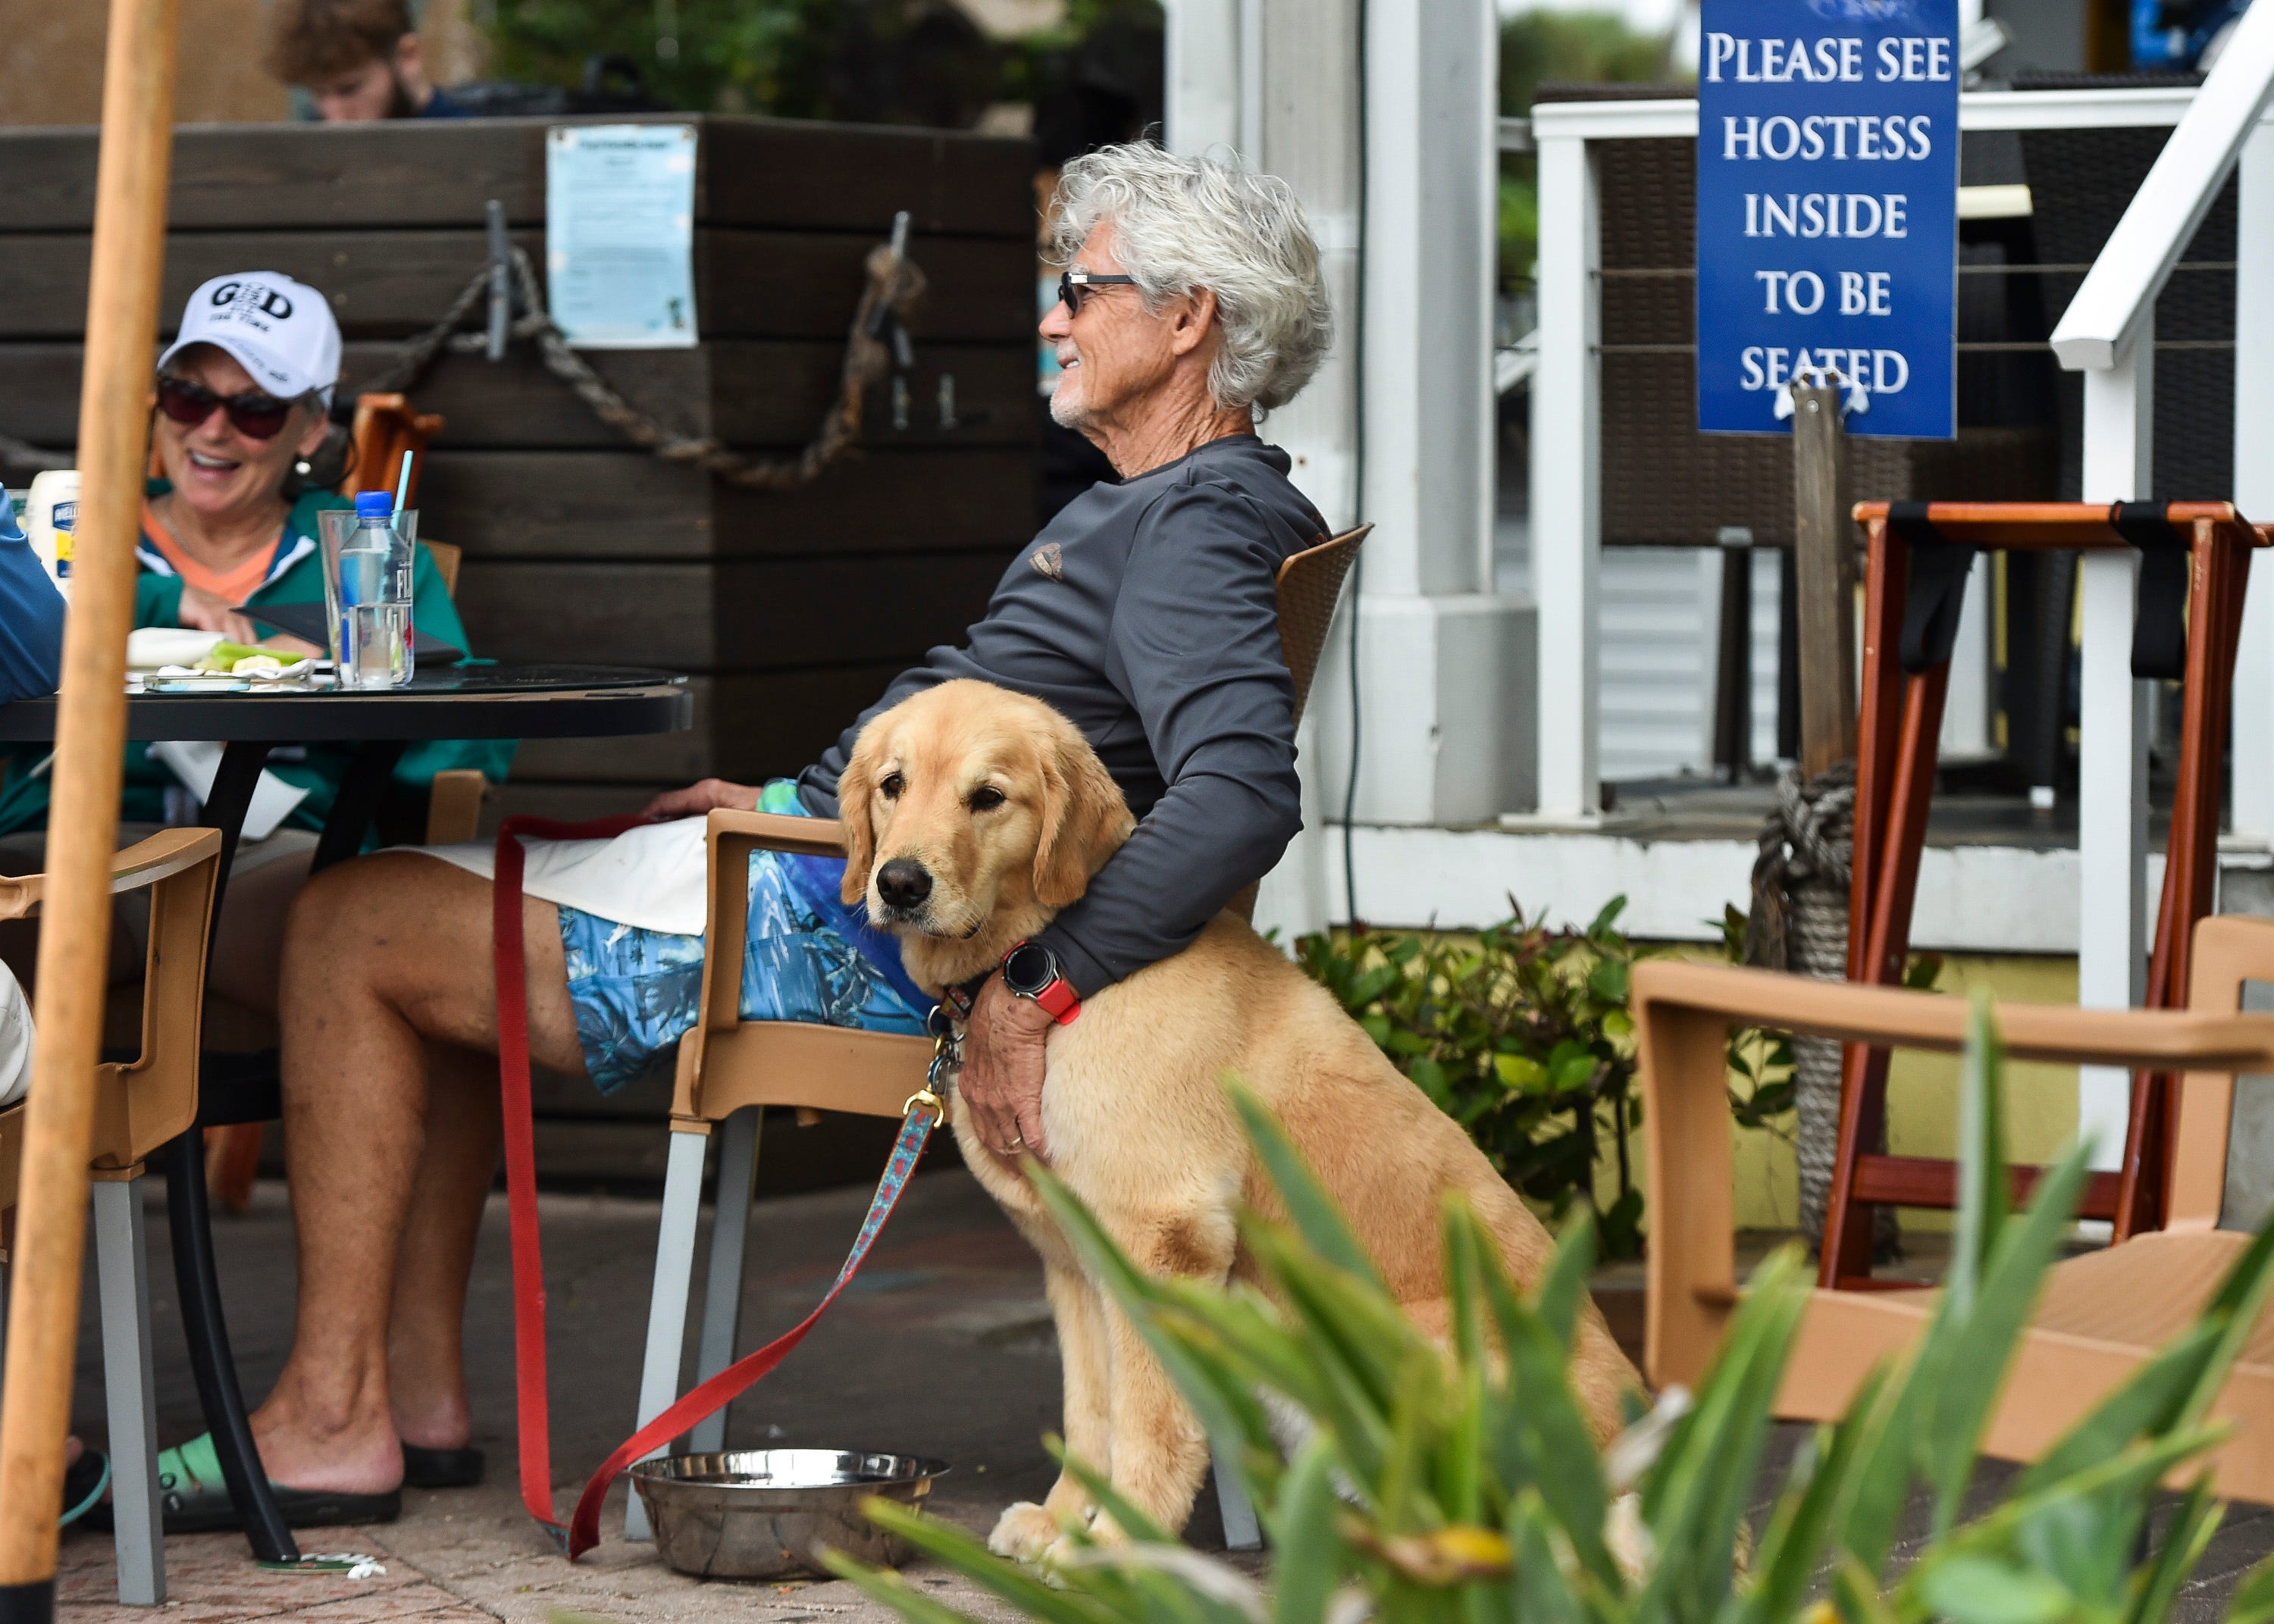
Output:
(108, 829), (224, 1167)
(1632, 958), (2274, 1391)
(697, 809), (848, 1029)
(675, 809), (854, 1118)
(424, 769), (487, 846)
(699, 808), (850, 860)
(0, 826), (226, 920)
(1633, 959), (2274, 1073)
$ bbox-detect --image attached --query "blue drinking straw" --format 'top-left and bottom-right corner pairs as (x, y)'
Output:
(393, 451), (415, 530)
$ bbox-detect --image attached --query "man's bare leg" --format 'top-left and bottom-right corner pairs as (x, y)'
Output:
(250, 853), (586, 1492)
(387, 1039), (503, 1452)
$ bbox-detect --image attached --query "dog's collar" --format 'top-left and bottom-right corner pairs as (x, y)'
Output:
(941, 965), (998, 1022)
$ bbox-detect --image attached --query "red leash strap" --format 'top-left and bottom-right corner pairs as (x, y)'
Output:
(494, 813), (648, 1548)
(561, 1100), (941, 1555)
(492, 812), (950, 1560)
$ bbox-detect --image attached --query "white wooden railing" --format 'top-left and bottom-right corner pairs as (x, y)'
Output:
(1530, 70), (2274, 1161)
(2043, 0), (2274, 1156)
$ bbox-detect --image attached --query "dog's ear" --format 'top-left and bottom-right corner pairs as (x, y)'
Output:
(1032, 723), (1132, 909)
(838, 731), (879, 906)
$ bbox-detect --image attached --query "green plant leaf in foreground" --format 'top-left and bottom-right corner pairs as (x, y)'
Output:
(838, 1025), (2273, 1624)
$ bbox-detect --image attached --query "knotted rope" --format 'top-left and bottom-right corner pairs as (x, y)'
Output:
(1745, 761), (1877, 1248)
(2, 233), (929, 495)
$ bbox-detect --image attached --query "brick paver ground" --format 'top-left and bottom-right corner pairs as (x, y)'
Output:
(51, 1166), (1214, 1623)
(41, 1166), (2274, 1622)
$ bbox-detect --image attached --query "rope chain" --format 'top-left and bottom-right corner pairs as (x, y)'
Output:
(1743, 759), (1891, 1252)
(2, 234), (929, 494)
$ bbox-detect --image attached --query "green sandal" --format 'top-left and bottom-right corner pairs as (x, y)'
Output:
(86, 1433), (400, 1535)
(60, 1448), (108, 1528)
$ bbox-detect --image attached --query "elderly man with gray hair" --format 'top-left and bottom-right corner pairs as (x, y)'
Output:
(187, 142), (1336, 1528)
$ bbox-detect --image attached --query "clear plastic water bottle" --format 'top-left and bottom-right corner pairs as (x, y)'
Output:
(337, 490), (414, 688)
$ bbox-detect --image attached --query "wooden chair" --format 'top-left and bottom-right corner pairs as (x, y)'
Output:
(1640, 915), (2274, 1499)
(342, 392), (443, 506)
(1825, 501), (2263, 1285)
(412, 540), (484, 843)
(0, 828), (223, 1605)
(628, 525), (1370, 1549)
(346, 390), (475, 845)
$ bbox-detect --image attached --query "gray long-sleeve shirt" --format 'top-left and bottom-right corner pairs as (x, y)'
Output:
(797, 433), (1329, 997)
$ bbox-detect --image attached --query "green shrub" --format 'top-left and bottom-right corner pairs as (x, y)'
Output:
(1295, 904), (1941, 1250)
(829, 999), (2274, 1624)
(1295, 902), (1647, 1258)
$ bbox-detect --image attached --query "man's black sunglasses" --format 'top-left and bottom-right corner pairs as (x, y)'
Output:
(155, 376), (299, 441)
(1057, 267), (1138, 315)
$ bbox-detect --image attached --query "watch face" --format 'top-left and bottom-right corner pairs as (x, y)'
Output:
(1004, 942), (1053, 994)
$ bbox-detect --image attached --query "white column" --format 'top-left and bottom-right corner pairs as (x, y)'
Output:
(1530, 127), (1602, 818)
(1163, 0), (1242, 156)
(2231, 121), (2274, 844)
(1358, 0), (1492, 602)
(2076, 315), (2154, 1171)
(1939, 565), (1995, 761)
(1312, 0), (1533, 828)
(1240, 0), (1363, 939)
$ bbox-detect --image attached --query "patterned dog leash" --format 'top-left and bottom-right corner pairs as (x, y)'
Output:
(491, 814), (951, 1559)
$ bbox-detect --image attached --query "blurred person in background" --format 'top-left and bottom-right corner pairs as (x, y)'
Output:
(266, 0), (469, 121)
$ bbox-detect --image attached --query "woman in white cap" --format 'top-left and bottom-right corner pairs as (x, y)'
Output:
(0, 274), (508, 1013)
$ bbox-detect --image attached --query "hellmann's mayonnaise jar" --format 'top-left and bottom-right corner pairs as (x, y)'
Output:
(23, 469), (77, 599)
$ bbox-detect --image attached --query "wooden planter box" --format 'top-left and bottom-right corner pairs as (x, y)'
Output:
(0, 115), (1041, 809)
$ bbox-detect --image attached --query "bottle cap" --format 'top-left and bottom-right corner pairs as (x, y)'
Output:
(354, 491), (393, 518)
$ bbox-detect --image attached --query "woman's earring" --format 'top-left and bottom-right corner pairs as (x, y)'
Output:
(294, 459), (312, 476)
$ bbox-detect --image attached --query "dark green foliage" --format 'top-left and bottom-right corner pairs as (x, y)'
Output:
(481, 0), (1157, 125)
(831, 1007), (2274, 1623)
(1295, 900), (1647, 1259)
(1499, 9), (1676, 113)
(1497, 11), (1675, 288)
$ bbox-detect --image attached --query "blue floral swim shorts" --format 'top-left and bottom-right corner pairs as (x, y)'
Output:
(557, 781), (930, 1094)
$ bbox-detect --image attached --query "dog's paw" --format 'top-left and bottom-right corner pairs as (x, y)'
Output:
(1036, 1510), (1129, 1572)
(988, 1502), (1062, 1563)
(1082, 1510), (1129, 1547)
(1605, 1491), (1654, 1582)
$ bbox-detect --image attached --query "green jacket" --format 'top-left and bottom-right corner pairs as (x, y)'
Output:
(0, 485), (515, 835)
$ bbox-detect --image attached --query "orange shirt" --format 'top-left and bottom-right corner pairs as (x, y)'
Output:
(140, 502), (279, 605)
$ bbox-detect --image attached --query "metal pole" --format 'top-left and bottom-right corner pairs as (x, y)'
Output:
(0, 0), (177, 1610)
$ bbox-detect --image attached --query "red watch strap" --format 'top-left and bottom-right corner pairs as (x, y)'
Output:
(1033, 978), (1081, 1024)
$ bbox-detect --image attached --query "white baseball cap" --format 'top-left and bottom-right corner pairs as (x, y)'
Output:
(158, 272), (343, 406)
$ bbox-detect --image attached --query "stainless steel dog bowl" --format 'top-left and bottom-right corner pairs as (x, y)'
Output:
(631, 1449), (948, 1580)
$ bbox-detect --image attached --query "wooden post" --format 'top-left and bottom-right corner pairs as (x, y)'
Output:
(1792, 383), (1857, 778)
(1711, 532), (1753, 779)
(0, 0), (177, 1611)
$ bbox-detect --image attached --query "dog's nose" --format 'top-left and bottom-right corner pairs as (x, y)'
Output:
(875, 859), (933, 912)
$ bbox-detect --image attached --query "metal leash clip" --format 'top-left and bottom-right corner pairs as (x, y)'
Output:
(905, 1006), (959, 1124)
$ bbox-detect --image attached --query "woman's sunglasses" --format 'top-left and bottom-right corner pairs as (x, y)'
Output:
(155, 376), (299, 442)
(1057, 267), (1137, 316)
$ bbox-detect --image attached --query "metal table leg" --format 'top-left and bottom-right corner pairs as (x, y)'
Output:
(310, 742), (405, 875)
(161, 740), (299, 1563)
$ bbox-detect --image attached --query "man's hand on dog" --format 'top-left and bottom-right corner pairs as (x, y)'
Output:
(641, 778), (763, 821)
(961, 974), (1053, 1165)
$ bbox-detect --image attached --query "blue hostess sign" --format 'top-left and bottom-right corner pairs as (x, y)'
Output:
(1695, 0), (1959, 438)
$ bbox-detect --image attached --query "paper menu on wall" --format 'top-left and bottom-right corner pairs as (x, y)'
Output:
(546, 124), (700, 349)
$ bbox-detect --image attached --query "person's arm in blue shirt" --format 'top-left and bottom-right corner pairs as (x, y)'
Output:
(0, 496), (64, 702)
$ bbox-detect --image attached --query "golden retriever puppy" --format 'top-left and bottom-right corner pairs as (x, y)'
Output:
(839, 680), (1641, 1561)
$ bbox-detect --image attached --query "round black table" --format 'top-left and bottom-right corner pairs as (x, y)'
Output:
(0, 662), (690, 872)
(1, 662), (688, 1564)
(0, 662), (691, 744)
